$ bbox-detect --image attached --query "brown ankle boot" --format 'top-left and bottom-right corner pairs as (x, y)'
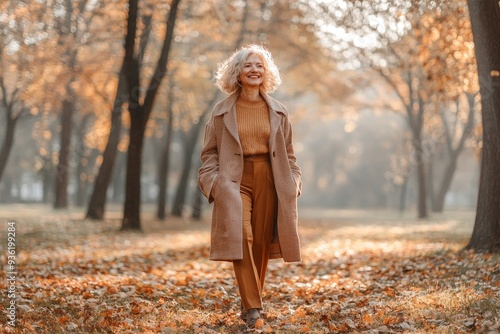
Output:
(245, 308), (260, 327)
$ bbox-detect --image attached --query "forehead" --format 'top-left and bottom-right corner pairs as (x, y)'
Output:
(244, 53), (263, 63)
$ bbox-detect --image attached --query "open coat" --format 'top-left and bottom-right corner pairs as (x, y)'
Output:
(198, 90), (302, 262)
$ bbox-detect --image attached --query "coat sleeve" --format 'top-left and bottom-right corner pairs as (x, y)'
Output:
(198, 114), (219, 203)
(283, 114), (302, 197)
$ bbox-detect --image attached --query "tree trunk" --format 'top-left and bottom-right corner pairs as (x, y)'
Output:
(42, 161), (54, 204)
(172, 115), (206, 216)
(171, 88), (223, 217)
(121, 0), (142, 230)
(42, 141), (55, 204)
(432, 155), (458, 213)
(122, 110), (145, 230)
(415, 153), (427, 219)
(0, 115), (17, 184)
(466, 0), (500, 252)
(75, 114), (93, 207)
(427, 158), (438, 212)
(86, 74), (126, 219)
(54, 0), (79, 209)
(157, 100), (174, 220)
(398, 175), (408, 214)
(0, 177), (12, 203)
(409, 113), (428, 219)
(75, 152), (87, 207)
(54, 96), (74, 209)
(112, 152), (125, 202)
(191, 164), (203, 220)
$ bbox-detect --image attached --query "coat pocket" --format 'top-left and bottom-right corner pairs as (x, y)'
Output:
(210, 174), (219, 200)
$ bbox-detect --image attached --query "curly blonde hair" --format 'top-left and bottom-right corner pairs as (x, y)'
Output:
(214, 44), (282, 94)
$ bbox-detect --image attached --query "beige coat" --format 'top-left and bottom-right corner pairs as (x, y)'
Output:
(198, 90), (302, 262)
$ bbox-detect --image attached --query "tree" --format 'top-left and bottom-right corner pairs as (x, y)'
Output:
(76, 44), (128, 209)
(465, 0), (500, 253)
(85, 72), (127, 217)
(0, 0), (47, 186)
(418, 4), (478, 213)
(86, 0), (151, 220)
(53, 0), (83, 208)
(0, 63), (25, 185)
(429, 94), (476, 212)
(32, 112), (57, 203)
(313, 0), (478, 218)
(8, 0), (125, 208)
(51, 0), (116, 208)
(318, 0), (435, 218)
(121, 0), (181, 230)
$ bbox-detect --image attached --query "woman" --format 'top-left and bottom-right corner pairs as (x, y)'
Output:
(198, 44), (302, 328)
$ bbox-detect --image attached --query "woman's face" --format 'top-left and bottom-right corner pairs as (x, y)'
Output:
(239, 53), (264, 88)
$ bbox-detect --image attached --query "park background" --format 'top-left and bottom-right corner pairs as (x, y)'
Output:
(0, 0), (499, 333)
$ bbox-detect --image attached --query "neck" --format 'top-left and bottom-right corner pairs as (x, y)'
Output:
(239, 86), (262, 101)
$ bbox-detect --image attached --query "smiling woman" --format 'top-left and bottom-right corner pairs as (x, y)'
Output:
(198, 44), (302, 328)
(213, 44), (282, 95)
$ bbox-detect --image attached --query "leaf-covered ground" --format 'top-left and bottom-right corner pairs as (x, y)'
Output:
(1, 205), (499, 333)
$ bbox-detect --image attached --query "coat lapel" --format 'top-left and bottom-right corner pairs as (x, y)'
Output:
(214, 91), (241, 146)
(268, 109), (280, 149)
(224, 103), (241, 146)
(262, 91), (286, 150)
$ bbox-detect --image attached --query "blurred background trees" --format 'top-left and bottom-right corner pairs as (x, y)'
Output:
(0, 0), (482, 225)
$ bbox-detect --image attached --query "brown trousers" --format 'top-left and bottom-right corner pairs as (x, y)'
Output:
(233, 154), (278, 311)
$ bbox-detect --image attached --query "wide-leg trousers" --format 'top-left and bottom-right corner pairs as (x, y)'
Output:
(233, 153), (278, 311)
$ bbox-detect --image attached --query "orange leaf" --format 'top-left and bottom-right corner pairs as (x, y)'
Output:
(82, 291), (93, 299)
(254, 319), (265, 329)
(58, 315), (69, 324)
(384, 287), (396, 297)
(362, 313), (374, 324)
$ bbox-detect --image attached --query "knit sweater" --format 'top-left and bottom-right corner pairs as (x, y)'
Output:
(236, 96), (270, 155)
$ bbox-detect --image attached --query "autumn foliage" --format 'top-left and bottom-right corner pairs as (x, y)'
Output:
(0, 207), (498, 333)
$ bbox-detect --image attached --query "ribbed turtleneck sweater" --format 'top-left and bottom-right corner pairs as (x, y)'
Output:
(236, 95), (270, 155)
